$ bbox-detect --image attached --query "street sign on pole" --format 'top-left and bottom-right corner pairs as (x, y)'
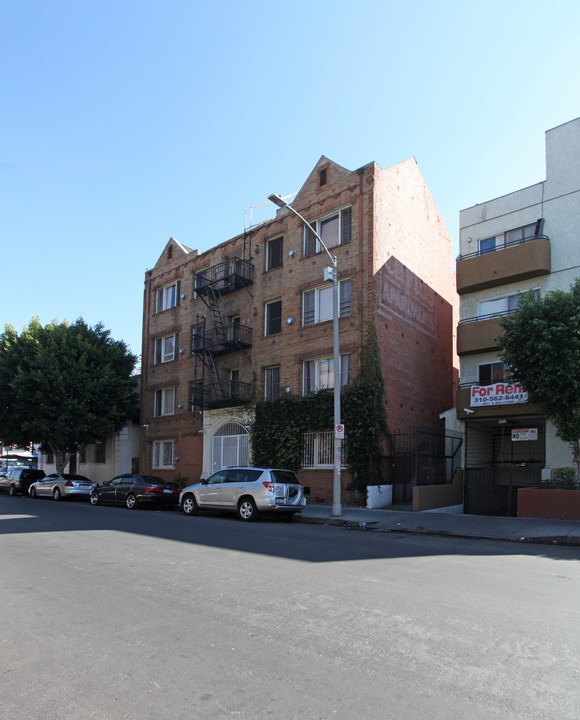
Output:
(335, 424), (345, 439)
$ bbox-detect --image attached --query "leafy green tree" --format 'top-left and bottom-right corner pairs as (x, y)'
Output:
(0, 318), (137, 472)
(499, 279), (580, 474)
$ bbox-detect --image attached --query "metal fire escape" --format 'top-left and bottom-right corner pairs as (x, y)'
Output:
(191, 257), (254, 412)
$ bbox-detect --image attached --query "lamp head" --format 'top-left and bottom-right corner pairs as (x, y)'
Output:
(268, 194), (287, 208)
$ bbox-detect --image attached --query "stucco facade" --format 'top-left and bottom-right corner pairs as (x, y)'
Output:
(454, 117), (580, 485)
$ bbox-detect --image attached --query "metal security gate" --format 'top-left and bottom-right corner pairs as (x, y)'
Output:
(212, 422), (249, 473)
(377, 427), (463, 505)
(464, 466), (542, 516)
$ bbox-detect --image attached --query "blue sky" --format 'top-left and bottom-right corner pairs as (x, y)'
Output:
(1, 0), (579, 364)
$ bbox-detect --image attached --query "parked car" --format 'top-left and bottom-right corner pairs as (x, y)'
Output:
(0, 467), (46, 496)
(179, 467), (307, 521)
(29, 473), (97, 501)
(90, 474), (181, 509)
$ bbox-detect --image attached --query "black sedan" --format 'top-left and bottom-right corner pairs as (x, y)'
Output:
(90, 474), (181, 510)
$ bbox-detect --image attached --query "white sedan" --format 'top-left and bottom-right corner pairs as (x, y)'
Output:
(29, 473), (97, 501)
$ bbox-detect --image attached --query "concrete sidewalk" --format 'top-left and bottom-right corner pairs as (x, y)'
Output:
(296, 504), (580, 546)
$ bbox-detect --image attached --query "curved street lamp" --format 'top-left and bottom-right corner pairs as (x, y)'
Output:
(268, 194), (342, 517)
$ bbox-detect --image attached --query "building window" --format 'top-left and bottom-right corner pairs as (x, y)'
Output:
(319, 168), (327, 187)
(266, 236), (283, 271)
(264, 366), (280, 401)
(156, 282), (178, 313)
(303, 280), (351, 326)
(153, 440), (175, 469)
(155, 333), (177, 364)
(79, 446), (86, 464)
(505, 223), (537, 244)
(303, 354), (350, 395)
(304, 207), (352, 256)
(478, 222), (539, 256)
(479, 290), (540, 319)
(95, 441), (106, 464)
(265, 300), (282, 336)
(302, 430), (334, 468)
(154, 387), (175, 416)
(478, 236), (499, 254)
(478, 362), (507, 386)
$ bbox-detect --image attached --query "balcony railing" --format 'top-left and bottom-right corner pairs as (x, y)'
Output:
(457, 234), (549, 262)
(192, 322), (252, 355)
(194, 257), (254, 296)
(191, 380), (253, 410)
(456, 235), (550, 295)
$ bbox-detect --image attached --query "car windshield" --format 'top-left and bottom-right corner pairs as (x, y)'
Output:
(63, 475), (92, 481)
(270, 470), (300, 484)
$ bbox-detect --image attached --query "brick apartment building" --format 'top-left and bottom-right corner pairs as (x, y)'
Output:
(140, 156), (458, 502)
(445, 117), (580, 515)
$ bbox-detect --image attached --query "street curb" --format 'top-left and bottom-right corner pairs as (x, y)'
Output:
(295, 514), (580, 546)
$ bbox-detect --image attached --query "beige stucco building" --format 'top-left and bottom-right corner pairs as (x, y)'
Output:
(448, 117), (580, 513)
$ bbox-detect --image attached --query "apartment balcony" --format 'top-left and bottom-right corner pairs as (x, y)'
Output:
(456, 236), (550, 295)
(456, 385), (542, 420)
(192, 380), (253, 410)
(457, 315), (505, 356)
(194, 257), (254, 296)
(192, 322), (252, 355)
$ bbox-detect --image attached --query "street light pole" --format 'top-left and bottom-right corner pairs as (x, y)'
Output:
(268, 194), (342, 517)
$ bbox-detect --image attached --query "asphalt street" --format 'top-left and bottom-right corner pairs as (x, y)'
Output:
(0, 494), (579, 720)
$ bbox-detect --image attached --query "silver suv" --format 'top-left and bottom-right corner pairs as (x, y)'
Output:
(180, 467), (307, 521)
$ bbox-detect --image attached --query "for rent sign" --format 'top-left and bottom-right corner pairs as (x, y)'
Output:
(470, 383), (528, 407)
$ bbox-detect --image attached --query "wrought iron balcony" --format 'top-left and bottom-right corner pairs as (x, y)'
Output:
(194, 257), (254, 296)
(192, 322), (252, 355)
(191, 380), (253, 410)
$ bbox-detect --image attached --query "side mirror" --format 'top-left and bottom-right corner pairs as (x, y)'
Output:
(201, 478), (208, 485)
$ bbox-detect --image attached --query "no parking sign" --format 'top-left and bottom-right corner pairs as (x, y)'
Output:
(335, 424), (345, 439)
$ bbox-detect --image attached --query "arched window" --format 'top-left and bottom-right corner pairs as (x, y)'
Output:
(212, 422), (249, 473)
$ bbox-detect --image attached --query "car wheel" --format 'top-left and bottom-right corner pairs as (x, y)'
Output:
(53, 488), (62, 501)
(30, 487), (37, 498)
(238, 497), (258, 522)
(182, 494), (198, 516)
(8, 485), (16, 496)
(126, 493), (137, 510)
(90, 492), (100, 506)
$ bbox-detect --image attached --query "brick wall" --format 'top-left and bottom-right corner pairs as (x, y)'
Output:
(140, 156), (458, 500)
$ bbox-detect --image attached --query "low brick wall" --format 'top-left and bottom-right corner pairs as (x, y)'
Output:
(517, 488), (580, 520)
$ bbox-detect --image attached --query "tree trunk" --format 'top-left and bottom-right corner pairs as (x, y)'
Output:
(49, 442), (71, 474)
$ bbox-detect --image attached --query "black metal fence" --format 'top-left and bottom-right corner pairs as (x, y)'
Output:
(464, 466), (543, 516)
(374, 426), (463, 505)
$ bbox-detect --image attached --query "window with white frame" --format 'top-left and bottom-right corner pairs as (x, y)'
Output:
(265, 299), (282, 336)
(303, 354), (350, 395)
(156, 282), (178, 313)
(479, 289), (540, 319)
(303, 280), (351, 326)
(264, 366), (280, 401)
(302, 430), (334, 468)
(303, 207), (352, 256)
(266, 236), (283, 271)
(154, 387), (175, 416)
(154, 333), (177, 364)
(152, 440), (175, 469)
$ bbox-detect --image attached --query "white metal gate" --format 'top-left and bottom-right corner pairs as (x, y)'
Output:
(212, 422), (249, 473)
